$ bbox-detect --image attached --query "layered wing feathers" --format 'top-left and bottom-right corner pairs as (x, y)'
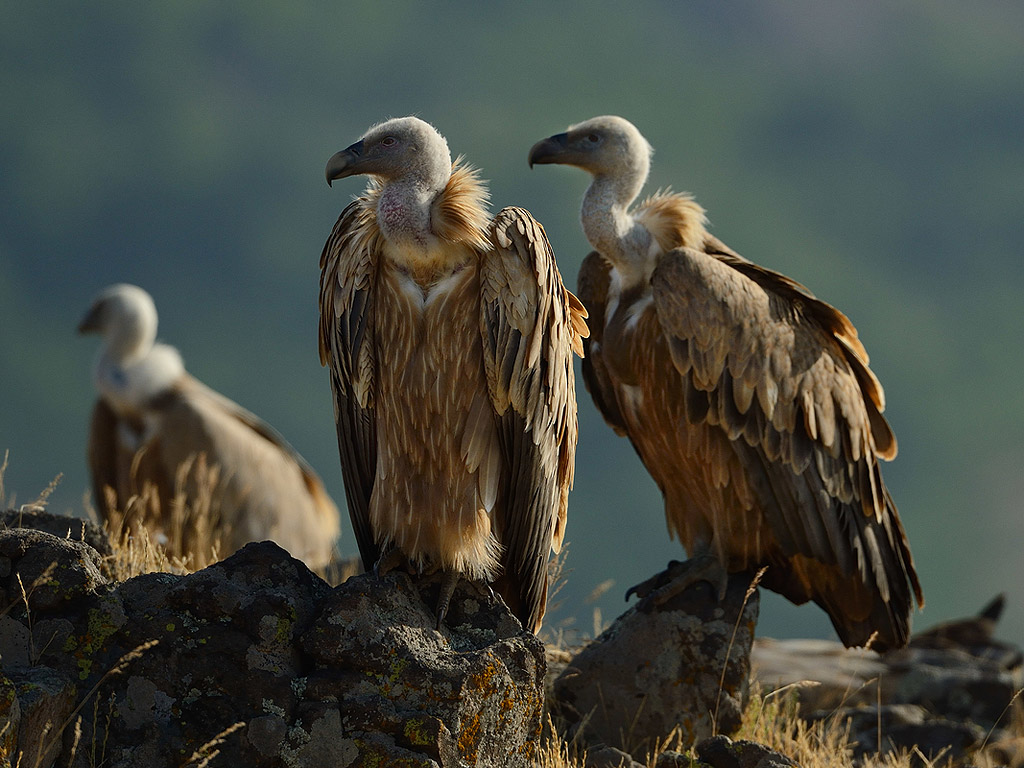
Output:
(480, 207), (587, 631)
(318, 198), (380, 570)
(647, 245), (922, 648)
(577, 252), (630, 436)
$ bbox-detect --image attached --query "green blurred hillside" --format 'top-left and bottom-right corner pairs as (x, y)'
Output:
(2, 1), (1022, 642)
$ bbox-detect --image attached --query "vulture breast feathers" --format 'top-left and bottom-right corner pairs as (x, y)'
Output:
(81, 283), (341, 571)
(531, 115), (922, 650)
(319, 116), (587, 633)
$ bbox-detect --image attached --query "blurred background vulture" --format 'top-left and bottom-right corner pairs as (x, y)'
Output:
(80, 283), (341, 571)
(320, 116), (587, 632)
(529, 115), (923, 650)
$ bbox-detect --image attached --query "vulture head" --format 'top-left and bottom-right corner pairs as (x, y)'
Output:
(528, 115), (652, 185)
(78, 283), (159, 363)
(325, 116), (452, 190)
(530, 116), (658, 271)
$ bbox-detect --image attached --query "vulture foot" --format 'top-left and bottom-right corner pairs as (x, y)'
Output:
(434, 571), (461, 630)
(626, 554), (729, 605)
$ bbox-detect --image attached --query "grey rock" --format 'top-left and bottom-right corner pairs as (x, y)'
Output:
(0, 615), (32, 667)
(695, 735), (796, 768)
(301, 568), (545, 767)
(585, 744), (645, 767)
(0, 672), (20, 761)
(655, 750), (699, 768)
(887, 646), (1020, 726)
(753, 594), (1024, 767)
(246, 713), (288, 757)
(553, 571), (759, 753)
(0, 528), (107, 613)
(5, 665), (77, 768)
(0, 527), (545, 767)
(1, 508), (112, 558)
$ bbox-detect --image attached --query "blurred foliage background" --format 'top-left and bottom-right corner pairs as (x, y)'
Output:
(2, 1), (1022, 643)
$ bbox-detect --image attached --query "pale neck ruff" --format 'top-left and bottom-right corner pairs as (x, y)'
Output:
(95, 342), (184, 415)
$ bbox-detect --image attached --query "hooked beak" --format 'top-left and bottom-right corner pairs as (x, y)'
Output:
(528, 133), (569, 168)
(77, 304), (102, 334)
(325, 140), (365, 186)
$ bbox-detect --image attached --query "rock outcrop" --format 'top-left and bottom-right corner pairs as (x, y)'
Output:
(0, 525), (545, 768)
(552, 570), (760, 754)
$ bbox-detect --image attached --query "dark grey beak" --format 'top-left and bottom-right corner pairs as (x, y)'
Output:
(528, 133), (569, 168)
(325, 140), (365, 186)
(78, 304), (102, 334)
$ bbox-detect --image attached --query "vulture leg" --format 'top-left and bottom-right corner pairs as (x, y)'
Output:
(434, 570), (461, 630)
(625, 552), (729, 604)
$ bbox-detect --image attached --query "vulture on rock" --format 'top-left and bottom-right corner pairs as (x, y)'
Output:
(529, 115), (922, 650)
(81, 283), (341, 570)
(320, 116), (587, 632)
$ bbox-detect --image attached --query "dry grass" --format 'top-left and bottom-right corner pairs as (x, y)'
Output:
(98, 452), (353, 584)
(737, 690), (909, 768)
(98, 452), (226, 577)
(0, 451), (63, 514)
(535, 687), (947, 768)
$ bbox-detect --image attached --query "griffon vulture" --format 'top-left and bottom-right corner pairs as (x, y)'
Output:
(320, 116), (587, 632)
(529, 115), (923, 650)
(80, 283), (341, 570)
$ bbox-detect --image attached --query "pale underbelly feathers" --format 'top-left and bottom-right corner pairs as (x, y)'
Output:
(371, 264), (502, 580)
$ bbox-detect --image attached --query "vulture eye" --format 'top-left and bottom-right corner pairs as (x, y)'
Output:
(586, 133), (600, 143)
(381, 136), (397, 147)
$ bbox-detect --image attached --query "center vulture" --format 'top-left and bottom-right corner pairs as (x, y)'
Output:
(320, 116), (588, 632)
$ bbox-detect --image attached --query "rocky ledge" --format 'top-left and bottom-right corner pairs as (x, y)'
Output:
(2, 511), (1021, 768)
(0, 522), (544, 768)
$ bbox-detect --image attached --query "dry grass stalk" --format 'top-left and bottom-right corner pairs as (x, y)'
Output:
(23, 473), (62, 513)
(737, 688), (951, 768)
(33, 641), (160, 765)
(100, 453), (227, 579)
(0, 450), (9, 507)
(712, 566), (767, 733)
(181, 721), (246, 768)
(0, 452), (62, 514)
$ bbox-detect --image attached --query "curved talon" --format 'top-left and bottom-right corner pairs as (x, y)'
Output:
(626, 556), (728, 606)
(435, 571), (460, 630)
(625, 559), (685, 602)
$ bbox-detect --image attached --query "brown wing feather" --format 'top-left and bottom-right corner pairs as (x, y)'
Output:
(87, 398), (168, 528)
(479, 207), (586, 632)
(319, 197), (380, 571)
(87, 398), (123, 520)
(173, 376), (340, 548)
(577, 252), (629, 436)
(703, 236), (895, 458)
(650, 245), (922, 650)
(141, 376), (338, 567)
